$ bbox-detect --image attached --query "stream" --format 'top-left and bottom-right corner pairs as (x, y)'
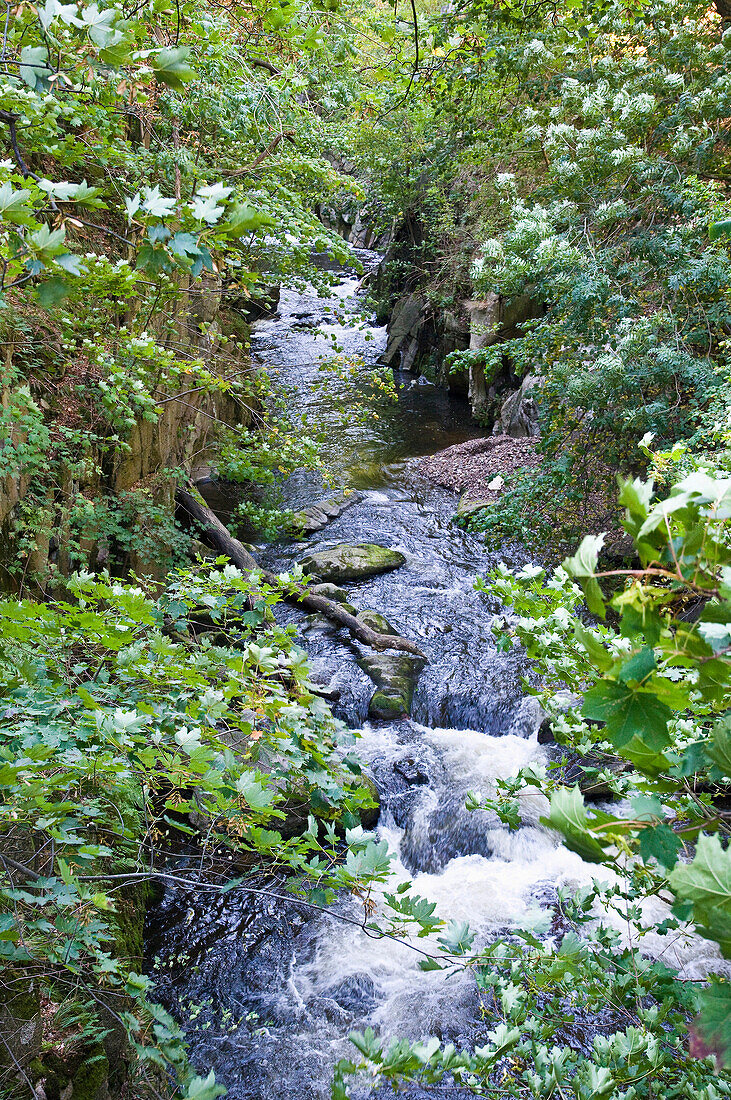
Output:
(146, 251), (721, 1099)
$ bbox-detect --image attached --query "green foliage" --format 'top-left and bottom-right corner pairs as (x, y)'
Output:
(0, 564), (386, 1092)
(477, 470), (731, 1070)
(0, 0), (382, 575)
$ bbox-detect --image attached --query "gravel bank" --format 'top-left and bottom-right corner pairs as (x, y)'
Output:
(417, 435), (540, 504)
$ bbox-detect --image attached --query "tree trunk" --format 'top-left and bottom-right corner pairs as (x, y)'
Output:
(175, 486), (427, 659)
(716, 0), (731, 18)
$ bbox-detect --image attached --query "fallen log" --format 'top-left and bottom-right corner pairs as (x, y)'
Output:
(175, 486), (427, 659)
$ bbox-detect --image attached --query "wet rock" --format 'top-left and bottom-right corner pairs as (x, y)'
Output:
(558, 751), (631, 800)
(381, 293), (425, 367)
(300, 543), (406, 584)
(464, 294), (543, 421)
(357, 609), (397, 635)
(310, 683), (341, 702)
(292, 491), (362, 535)
(389, 788), (424, 829)
(360, 653), (425, 694)
(292, 507), (329, 534)
(306, 582), (357, 615)
(538, 694), (628, 798)
(326, 974), (378, 1015)
(537, 691), (581, 744)
(394, 756), (429, 785)
(359, 653), (425, 721)
(309, 582), (350, 603)
(189, 538), (216, 561)
(493, 373), (541, 439)
(369, 691), (408, 720)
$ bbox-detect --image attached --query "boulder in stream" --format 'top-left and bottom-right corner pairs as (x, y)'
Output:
(359, 652), (425, 721)
(300, 543), (406, 584)
(309, 582), (351, 603)
(357, 609), (397, 635)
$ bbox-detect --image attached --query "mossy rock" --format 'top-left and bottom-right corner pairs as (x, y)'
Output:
(359, 653), (424, 695)
(456, 494), (491, 520)
(300, 543), (406, 584)
(0, 973), (42, 1073)
(369, 691), (408, 721)
(309, 582), (350, 603)
(357, 610), (397, 635)
(70, 1045), (109, 1100)
(360, 653), (425, 722)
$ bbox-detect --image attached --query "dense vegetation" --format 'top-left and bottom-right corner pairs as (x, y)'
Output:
(1, 0), (731, 1097)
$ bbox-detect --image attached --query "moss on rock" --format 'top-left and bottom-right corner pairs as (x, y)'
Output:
(369, 691), (408, 721)
(357, 610), (397, 635)
(300, 543), (406, 584)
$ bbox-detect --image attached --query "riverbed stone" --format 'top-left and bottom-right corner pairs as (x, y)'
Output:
(359, 652), (425, 721)
(309, 582), (351, 603)
(357, 609), (397, 635)
(292, 507), (330, 534)
(299, 543), (406, 584)
(291, 491), (362, 536)
(456, 494), (491, 520)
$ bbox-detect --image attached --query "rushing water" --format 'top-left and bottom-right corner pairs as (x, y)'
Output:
(147, 252), (724, 1100)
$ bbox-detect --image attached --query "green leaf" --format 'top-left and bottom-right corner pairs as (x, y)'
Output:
(169, 232), (201, 261)
(619, 734), (671, 776)
(617, 475), (653, 528)
(35, 277), (70, 308)
(562, 534), (605, 576)
(418, 957), (444, 971)
(182, 1070), (227, 1099)
(709, 218), (731, 242)
(437, 919), (476, 956)
(541, 787), (608, 863)
(638, 823), (682, 869)
(562, 534), (606, 617)
(690, 985), (731, 1068)
(707, 713), (731, 779)
(152, 46), (195, 90)
(0, 182), (34, 225)
(582, 680), (672, 750)
(19, 46), (50, 90)
(218, 202), (273, 237)
(670, 833), (731, 939)
(574, 621), (613, 672)
(76, 686), (97, 710)
(617, 646), (656, 685)
(235, 771), (276, 811)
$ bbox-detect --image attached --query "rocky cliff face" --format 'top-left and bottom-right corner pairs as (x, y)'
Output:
(381, 285), (543, 432)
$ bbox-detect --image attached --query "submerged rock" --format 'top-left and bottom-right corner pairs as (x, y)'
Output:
(291, 490), (362, 535)
(299, 543), (406, 583)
